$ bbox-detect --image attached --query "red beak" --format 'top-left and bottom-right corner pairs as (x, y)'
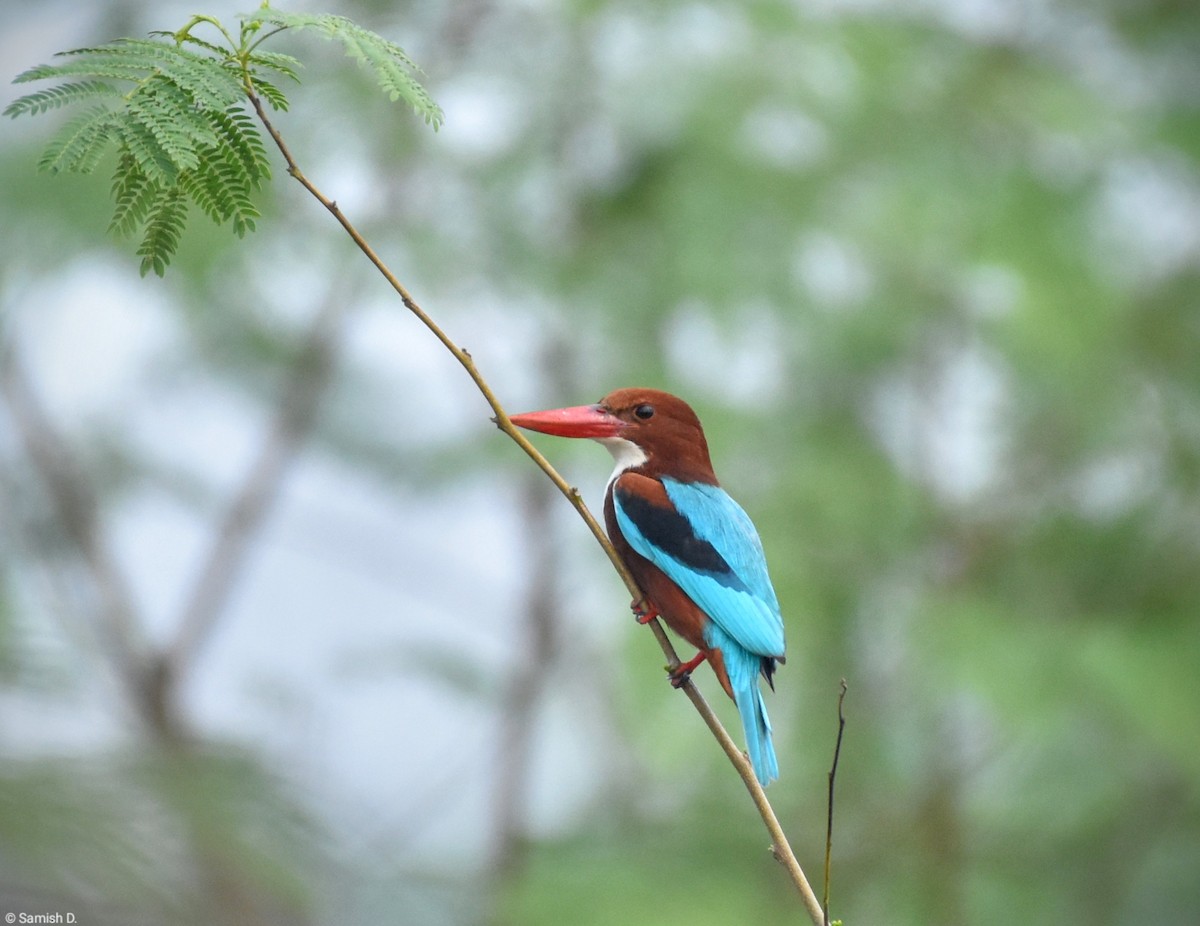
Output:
(508, 403), (623, 439)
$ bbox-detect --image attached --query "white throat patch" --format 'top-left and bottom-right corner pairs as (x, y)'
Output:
(596, 437), (648, 489)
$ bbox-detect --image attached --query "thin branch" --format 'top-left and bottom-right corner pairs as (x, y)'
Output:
(824, 679), (848, 926)
(246, 88), (825, 924)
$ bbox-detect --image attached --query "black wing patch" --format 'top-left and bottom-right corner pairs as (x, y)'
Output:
(615, 485), (736, 579)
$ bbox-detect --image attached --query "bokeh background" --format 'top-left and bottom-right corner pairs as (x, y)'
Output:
(2, 1), (1199, 924)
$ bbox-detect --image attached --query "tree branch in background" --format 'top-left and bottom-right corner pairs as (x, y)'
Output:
(245, 87), (827, 925)
(164, 279), (350, 697)
(1, 291), (348, 923)
(1, 276), (352, 743)
(486, 473), (558, 906)
(0, 342), (159, 729)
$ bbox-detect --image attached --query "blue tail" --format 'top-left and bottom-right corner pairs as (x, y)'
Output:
(707, 626), (778, 785)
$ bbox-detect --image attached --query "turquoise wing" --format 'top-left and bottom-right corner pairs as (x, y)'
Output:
(612, 477), (785, 658)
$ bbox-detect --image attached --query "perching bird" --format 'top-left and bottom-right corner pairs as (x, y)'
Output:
(509, 387), (786, 785)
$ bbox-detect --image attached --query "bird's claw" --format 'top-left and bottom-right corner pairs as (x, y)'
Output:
(631, 597), (658, 624)
(666, 650), (708, 688)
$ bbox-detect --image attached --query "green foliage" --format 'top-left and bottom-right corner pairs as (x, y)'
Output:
(4, 4), (441, 276)
(6, 36), (264, 277)
(245, 9), (443, 124)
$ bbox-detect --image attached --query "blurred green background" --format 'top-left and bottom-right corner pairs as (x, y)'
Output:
(2, 1), (1199, 924)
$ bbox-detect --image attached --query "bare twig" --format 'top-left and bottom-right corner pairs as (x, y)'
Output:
(246, 88), (825, 924)
(824, 679), (848, 926)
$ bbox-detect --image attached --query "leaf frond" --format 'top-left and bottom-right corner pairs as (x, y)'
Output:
(136, 185), (189, 277)
(117, 117), (180, 185)
(244, 9), (443, 128)
(116, 39), (243, 109)
(11, 11), (441, 272)
(126, 79), (208, 174)
(3, 80), (121, 118)
(207, 107), (271, 189)
(247, 50), (303, 82)
(178, 162), (232, 226)
(109, 156), (161, 238)
(18, 40), (244, 110)
(160, 31), (230, 59)
(37, 105), (122, 174)
(248, 75), (290, 111)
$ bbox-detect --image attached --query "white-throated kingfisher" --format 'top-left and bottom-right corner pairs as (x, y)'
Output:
(509, 387), (786, 785)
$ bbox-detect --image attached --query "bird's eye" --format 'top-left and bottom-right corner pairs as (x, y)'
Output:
(634, 404), (655, 420)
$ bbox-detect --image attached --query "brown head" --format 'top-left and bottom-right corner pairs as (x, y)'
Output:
(509, 387), (718, 484)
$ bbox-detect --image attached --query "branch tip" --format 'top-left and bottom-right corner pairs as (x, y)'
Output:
(823, 678), (848, 926)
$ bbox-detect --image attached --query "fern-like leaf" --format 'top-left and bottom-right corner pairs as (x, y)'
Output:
(205, 109), (268, 235)
(9, 10), (442, 273)
(127, 85), (203, 174)
(139, 76), (221, 146)
(248, 75), (291, 112)
(37, 105), (122, 174)
(247, 50), (303, 83)
(157, 30), (231, 59)
(137, 185), (189, 277)
(109, 156), (160, 238)
(245, 10), (444, 128)
(9, 35), (265, 273)
(209, 108), (270, 188)
(3, 80), (121, 118)
(118, 117), (181, 185)
(178, 162), (231, 227)
(14, 56), (158, 86)
(66, 40), (245, 109)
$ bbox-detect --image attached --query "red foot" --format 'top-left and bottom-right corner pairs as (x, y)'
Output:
(631, 598), (659, 625)
(667, 650), (708, 688)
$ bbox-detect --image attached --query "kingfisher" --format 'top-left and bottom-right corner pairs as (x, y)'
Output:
(509, 387), (786, 785)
